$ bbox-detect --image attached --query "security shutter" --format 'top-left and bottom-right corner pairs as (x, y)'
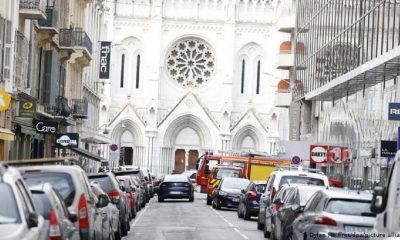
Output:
(3, 20), (11, 82)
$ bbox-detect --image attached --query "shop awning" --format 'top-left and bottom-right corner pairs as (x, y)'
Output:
(0, 127), (15, 141)
(70, 148), (106, 162)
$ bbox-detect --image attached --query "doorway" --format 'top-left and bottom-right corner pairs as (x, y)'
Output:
(120, 147), (133, 165)
(174, 149), (185, 173)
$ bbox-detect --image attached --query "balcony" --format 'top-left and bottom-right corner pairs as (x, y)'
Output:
(19, 0), (47, 20)
(71, 99), (88, 119)
(44, 96), (71, 117)
(37, 6), (58, 48)
(277, 41), (305, 70)
(58, 28), (75, 61)
(70, 28), (92, 68)
(278, 16), (295, 33)
(274, 80), (291, 107)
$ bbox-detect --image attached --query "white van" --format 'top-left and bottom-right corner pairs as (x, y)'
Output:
(371, 151), (400, 237)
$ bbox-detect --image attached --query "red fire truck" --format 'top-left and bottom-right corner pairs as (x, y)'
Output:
(196, 152), (290, 193)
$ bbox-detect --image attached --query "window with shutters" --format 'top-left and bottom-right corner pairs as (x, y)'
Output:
(14, 31), (29, 90)
(0, 16), (4, 81)
(3, 20), (11, 82)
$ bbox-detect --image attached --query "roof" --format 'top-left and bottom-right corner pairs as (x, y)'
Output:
(164, 174), (189, 182)
(252, 180), (266, 185)
(322, 189), (373, 200)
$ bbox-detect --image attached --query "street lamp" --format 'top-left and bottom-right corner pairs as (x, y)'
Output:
(99, 124), (109, 135)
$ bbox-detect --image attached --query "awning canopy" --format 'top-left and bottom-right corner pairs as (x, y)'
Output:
(70, 147), (106, 162)
(0, 127), (15, 141)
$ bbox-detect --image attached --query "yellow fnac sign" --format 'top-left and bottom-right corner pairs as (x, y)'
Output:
(0, 89), (11, 112)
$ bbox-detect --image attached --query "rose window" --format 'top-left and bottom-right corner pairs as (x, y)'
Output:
(166, 38), (215, 87)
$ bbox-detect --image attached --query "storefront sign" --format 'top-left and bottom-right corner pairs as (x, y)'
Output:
(381, 140), (397, 157)
(388, 102), (400, 120)
(99, 41), (111, 79)
(32, 119), (58, 134)
(19, 99), (36, 118)
(0, 89), (11, 111)
(310, 145), (328, 163)
(328, 146), (342, 163)
(55, 133), (79, 148)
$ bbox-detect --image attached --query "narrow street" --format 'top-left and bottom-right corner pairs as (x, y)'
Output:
(124, 193), (265, 240)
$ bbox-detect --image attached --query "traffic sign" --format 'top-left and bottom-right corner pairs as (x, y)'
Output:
(110, 144), (118, 152)
(0, 89), (11, 111)
(310, 145), (328, 163)
(291, 156), (301, 165)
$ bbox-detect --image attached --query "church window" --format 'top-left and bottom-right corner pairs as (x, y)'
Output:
(241, 59), (245, 94)
(120, 54), (125, 88)
(136, 54), (140, 89)
(256, 60), (261, 94)
(166, 38), (215, 88)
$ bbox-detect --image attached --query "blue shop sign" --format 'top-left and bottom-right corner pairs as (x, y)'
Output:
(388, 102), (400, 120)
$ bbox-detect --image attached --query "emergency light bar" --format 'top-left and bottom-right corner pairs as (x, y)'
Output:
(275, 165), (323, 174)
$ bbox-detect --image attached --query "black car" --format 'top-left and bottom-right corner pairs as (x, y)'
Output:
(158, 175), (194, 202)
(212, 177), (250, 210)
(88, 172), (130, 237)
(237, 181), (265, 220)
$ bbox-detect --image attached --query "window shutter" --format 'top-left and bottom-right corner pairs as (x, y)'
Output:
(0, 16), (4, 81)
(3, 20), (12, 82)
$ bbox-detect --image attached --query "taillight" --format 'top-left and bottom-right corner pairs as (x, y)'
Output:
(275, 203), (281, 211)
(314, 216), (337, 226)
(78, 193), (89, 229)
(108, 189), (121, 201)
(247, 191), (257, 199)
(49, 210), (61, 240)
(271, 187), (277, 200)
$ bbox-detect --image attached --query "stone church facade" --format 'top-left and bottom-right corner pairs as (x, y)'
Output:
(101, 0), (291, 175)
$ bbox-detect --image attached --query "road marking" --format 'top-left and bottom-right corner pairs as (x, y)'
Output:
(131, 201), (150, 228)
(210, 207), (249, 240)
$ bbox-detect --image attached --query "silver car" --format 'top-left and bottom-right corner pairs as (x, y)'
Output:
(292, 190), (376, 240)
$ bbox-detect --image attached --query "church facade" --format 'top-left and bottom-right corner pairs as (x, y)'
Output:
(101, 0), (291, 175)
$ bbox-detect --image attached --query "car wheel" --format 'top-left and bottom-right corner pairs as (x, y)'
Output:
(109, 223), (115, 240)
(115, 224), (122, 240)
(215, 198), (221, 210)
(263, 218), (270, 238)
(189, 196), (194, 202)
(257, 213), (264, 230)
(270, 220), (275, 240)
(158, 196), (164, 202)
(121, 219), (128, 237)
(206, 196), (212, 205)
(243, 206), (251, 220)
(132, 206), (137, 218)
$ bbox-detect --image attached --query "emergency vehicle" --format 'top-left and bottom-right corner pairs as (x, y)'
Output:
(196, 152), (290, 193)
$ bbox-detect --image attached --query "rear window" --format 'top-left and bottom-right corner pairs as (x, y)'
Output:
(164, 175), (189, 182)
(114, 171), (143, 180)
(325, 199), (375, 216)
(221, 178), (250, 189)
(88, 175), (114, 192)
(279, 176), (325, 187)
(213, 168), (242, 179)
(31, 192), (51, 219)
(299, 188), (322, 205)
(0, 183), (21, 224)
(23, 172), (75, 207)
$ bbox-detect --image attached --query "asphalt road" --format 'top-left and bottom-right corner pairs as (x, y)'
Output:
(123, 192), (265, 240)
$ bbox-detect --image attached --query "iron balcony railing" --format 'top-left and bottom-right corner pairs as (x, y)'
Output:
(19, 0), (46, 13)
(38, 6), (58, 28)
(59, 28), (75, 48)
(73, 28), (92, 55)
(44, 96), (71, 117)
(71, 99), (88, 118)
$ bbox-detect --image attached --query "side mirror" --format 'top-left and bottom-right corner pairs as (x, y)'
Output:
(27, 212), (39, 228)
(120, 185), (126, 192)
(68, 212), (78, 223)
(241, 189), (246, 194)
(291, 204), (301, 212)
(131, 186), (136, 193)
(371, 186), (385, 214)
(144, 176), (149, 181)
(97, 194), (110, 208)
(273, 198), (282, 204)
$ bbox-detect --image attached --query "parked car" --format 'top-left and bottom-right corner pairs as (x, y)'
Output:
(116, 175), (137, 219)
(276, 185), (326, 240)
(237, 180), (265, 220)
(114, 170), (146, 208)
(158, 174), (195, 202)
(29, 183), (79, 240)
(19, 165), (99, 240)
(140, 167), (154, 198)
(152, 175), (161, 194)
(88, 172), (130, 237)
(0, 164), (47, 240)
(181, 170), (197, 184)
(293, 189), (376, 240)
(262, 184), (293, 238)
(212, 177), (250, 210)
(90, 183), (120, 240)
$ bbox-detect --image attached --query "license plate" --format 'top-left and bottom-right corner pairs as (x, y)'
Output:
(344, 226), (372, 233)
(170, 191), (181, 194)
(232, 198), (239, 202)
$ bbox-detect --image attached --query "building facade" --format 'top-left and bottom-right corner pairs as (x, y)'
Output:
(294, 0), (400, 189)
(101, 0), (291, 175)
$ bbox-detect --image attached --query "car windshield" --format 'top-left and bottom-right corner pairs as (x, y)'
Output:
(164, 175), (188, 182)
(221, 178), (250, 189)
(214, 168), (242, 179)
(89, 175), (114, 192)
(0, 183), (20, 224)
(279, 176), (324, 187)
(325, 199), (375, 216)
(23, 172), (75, 207)
(31, 192), (52, 220)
